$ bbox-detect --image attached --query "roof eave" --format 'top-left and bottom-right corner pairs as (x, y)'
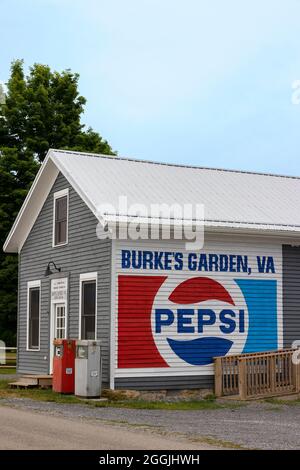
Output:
(3, 150), (59, 253)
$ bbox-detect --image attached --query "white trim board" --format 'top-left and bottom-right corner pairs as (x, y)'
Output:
(26, 280), (41, 352)
(4, 155), (59, 253)
(52, 187), (69, 248)
(78, 272), (98, 341)
(109, 240), (116, 390)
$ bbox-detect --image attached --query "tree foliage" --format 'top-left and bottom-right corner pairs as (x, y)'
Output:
(0, 60), (114, 344)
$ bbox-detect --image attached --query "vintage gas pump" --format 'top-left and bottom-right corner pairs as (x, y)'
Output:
(52, 339), (76, 393)
(75, 340), (101, 398)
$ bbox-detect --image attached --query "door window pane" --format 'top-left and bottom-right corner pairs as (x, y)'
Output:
(55, 304), (66, 339)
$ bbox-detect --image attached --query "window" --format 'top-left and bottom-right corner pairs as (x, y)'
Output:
(27, 281), (41, 350)
(55, 304), (66, 339)
(53, 189), (68, 246)
(80, 273), (97, 340)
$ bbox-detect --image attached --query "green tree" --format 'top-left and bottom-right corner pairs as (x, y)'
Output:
(0, 60), (114, 345)
(0, 83), (5, 105)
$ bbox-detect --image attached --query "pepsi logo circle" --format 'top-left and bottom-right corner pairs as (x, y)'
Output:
(152, 276), (249, 366)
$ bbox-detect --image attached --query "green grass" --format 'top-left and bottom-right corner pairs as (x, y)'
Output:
(0, 379), (242, 410)
(1, 351), (16, 368)
(0, 379), (10, 389)
(190, 436), (246, 450)
(0, 380), (83, 404)
(264, 397), (300, 406)
(90, 398), (224, 410)
(0, 368), (16, 374)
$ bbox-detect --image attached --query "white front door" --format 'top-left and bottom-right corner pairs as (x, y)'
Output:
(50, 303), (67, 374)
(50, 278), (68, 374)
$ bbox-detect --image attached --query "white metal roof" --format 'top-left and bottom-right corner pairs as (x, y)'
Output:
(4, 149), (300, 252)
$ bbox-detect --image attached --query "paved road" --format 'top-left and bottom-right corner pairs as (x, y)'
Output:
(1, 397), (300, 449)
(0, 405), (216, 450)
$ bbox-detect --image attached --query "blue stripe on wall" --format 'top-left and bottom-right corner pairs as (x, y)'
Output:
(235, 279), (278, 353)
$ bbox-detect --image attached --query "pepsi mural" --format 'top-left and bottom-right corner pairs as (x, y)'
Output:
(116, 243), (282, 377)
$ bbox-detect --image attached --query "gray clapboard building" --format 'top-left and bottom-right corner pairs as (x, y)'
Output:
(3, 149), (300, 390)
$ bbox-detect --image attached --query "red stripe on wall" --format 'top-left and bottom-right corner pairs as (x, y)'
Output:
(118, 275), (169, 368)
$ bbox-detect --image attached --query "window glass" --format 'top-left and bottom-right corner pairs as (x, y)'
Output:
(81, 280), (96, 339)
(29, 287), (40, 349)
(55, 304), (66, 339)
(54, 195), (67, 245)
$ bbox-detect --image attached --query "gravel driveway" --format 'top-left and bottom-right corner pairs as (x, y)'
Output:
(1, 397), (300, 449)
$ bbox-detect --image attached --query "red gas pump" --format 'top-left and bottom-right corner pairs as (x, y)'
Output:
(52, 339), (76, 393)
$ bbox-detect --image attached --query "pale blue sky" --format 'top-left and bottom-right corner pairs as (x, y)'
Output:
(2, 0), (300, 175)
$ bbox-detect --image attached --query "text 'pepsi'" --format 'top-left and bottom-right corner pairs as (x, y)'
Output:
(155, 308), (245, 334)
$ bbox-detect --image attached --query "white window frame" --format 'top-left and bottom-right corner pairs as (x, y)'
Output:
(26, 280), (41, 351)
(79, 272), (98, 340)
(52, 188), (69, 248)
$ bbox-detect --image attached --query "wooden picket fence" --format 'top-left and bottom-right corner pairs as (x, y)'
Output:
(0, 346), (17, 369)
(214, 348), (300, 400)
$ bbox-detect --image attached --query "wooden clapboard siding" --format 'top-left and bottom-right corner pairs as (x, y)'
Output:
(282, 245), (300, 347)
(18, 173), (111, 383)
